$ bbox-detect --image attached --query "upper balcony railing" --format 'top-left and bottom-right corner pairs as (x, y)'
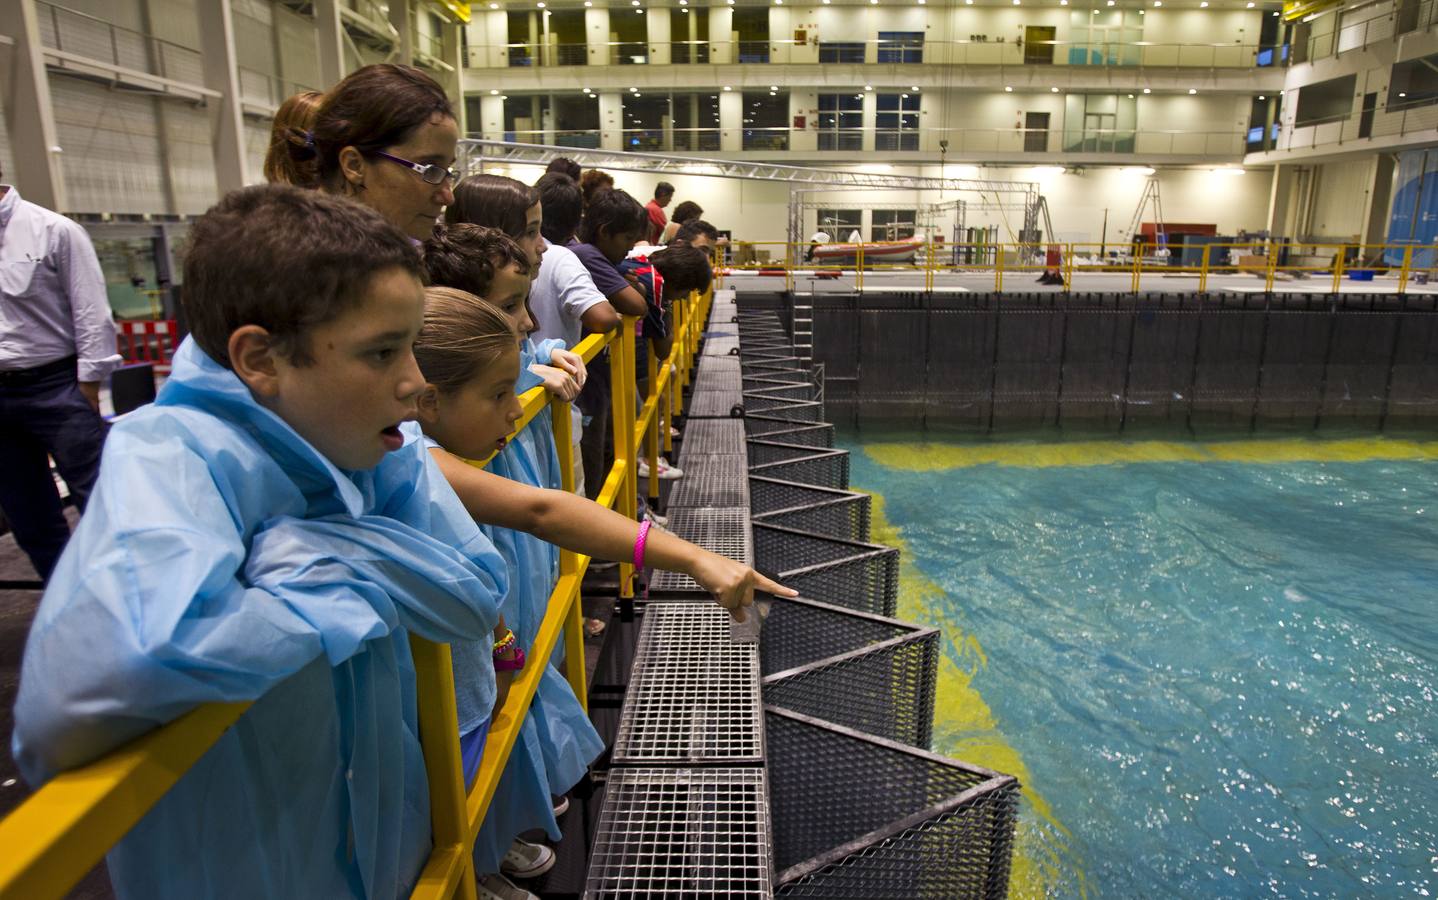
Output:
(1260, 100), (1438, 155)
(472, 37), (1283, 70)
(36, 1), (204, 86)
(1295, 0), (1438, 65)
(497, 125), (1248, 157)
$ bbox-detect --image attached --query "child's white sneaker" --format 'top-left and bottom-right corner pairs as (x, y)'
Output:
(553, 794), (570, 817)
(500, 838), (556, 879)
(478, 873), (539, 900)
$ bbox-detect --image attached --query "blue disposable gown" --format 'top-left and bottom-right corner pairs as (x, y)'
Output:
(458, 339), (605, 874)
(11, 338), (508, 899)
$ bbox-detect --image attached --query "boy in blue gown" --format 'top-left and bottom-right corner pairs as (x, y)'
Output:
(10, 185), (509, 899)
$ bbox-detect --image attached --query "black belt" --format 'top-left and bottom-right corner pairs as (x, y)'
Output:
(0, 355), (78, 385)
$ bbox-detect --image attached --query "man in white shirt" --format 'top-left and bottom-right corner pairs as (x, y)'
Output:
(532, 174), (621, 499)
(0, 164), (119, 580)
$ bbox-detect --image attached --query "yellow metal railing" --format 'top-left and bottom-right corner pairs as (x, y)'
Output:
(720, 240), (1431, 294)
(0, 287), (710, 900)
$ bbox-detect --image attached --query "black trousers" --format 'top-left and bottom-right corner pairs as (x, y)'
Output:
(0, 362), (109, 581)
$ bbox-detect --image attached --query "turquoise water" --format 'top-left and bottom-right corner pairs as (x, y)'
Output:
(844, 436), (1438, 898)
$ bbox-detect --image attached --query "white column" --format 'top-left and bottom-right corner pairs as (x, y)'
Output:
(647, 7), (671, 65)
(195, 0), (249, 193)
(769, 7), (790, 63)
(709, 7), (733, 63)
(314, 0), (346, 87)
(586, 7), (610, 65)
(599, 91), (624, 150)
(389, 0), (414, 65)
(862, 89), (876, 154)
(720, 88), (742, 152)
(480, 92), (505, 141)
(0, 0), (66, 209)
(789, 89), (816, 152)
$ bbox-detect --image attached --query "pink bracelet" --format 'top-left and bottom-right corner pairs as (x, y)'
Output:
(634, 520), (652, 571)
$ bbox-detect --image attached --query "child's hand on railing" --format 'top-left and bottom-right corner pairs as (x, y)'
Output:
(547, 348), (587, 389)
(688, 551), (798, 623)
(529, 363), (581, 402)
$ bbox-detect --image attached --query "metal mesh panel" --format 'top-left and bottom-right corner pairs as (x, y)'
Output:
(748, 477), (870, 520)
(744, 371), (813, 387)
(695, 355), (742, 376)
(688, 389), (745, 419)
(585, 767), (774, 898)
(744, 383), (816, 402)
(743, 347), (799, 361)
(754, 498), (869, 543)
(694, 370), (744, 395)
(752, 422), (834, 448)
(613, 603), (762, 764)
(702, 336), (741, 357)
(752, 523), (897, 616)
(747, 440), (845, 467)
(744, 414), (827, 438)
(758, 595), (916, 675)
(743, 358), (806, 372)
(680, 418), (747, 457)
(748, 452), (849, 490)
(667, 456), (751, 508)
(765, 709), (1018, 900)
(744, 395), (825, 419)
(764, 632), (938, 749)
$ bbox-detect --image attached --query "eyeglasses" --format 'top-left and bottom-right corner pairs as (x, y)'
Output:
(372, 150), (459, 187)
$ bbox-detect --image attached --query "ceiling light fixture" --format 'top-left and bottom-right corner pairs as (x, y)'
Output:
(1188, 88), (1197, 94)
(490, 89), (499, 94)
(1143, 87), (1151, 93)
(1005, 85), (1013, 91)
(1052, 86), (1060, 92)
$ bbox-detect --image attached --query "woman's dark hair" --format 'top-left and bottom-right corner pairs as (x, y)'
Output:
(579, 169), (614, 208)
(446, 173), (539, 238)
(536, 173), (582, 244)
(674, 219), (719, 244)
(650, 243), (712, 297)
(578, 188), (647, 244)
(423, 224), (531, 298)
(182, 184), (422, 369)
(276, 64), (454, 190)
(546, 157), (582, 181)
(264, 90), (323, 186)
(670, 200), (703, 224)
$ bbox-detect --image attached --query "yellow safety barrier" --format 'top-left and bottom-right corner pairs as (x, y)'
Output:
(0, 287), (710, 900)
(717, 240), (1430, 295)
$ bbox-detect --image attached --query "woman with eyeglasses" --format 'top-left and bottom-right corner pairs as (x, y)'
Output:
(274, 63), (460, 241)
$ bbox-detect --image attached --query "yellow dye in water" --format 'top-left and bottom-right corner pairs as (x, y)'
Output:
(861, 436), (1438, 472)
(868, 493), (1087, 899)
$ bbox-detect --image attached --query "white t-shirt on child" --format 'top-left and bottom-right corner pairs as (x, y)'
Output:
(530, 237), (609, 350)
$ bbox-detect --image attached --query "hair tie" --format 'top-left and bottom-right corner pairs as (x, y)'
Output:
(301, 130), (316, 150)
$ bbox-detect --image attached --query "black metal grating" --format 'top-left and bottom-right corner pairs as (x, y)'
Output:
(744, 414), (828, 438)
(753, 522), (898, 617)
(702, 336), (741, 357)
(744, 392), (822, 415)
(743, 357), (806, 371)
(743, 383), (815, 402)
(744, 372), (813, 388)
(694, 355), (742, 375)
(749, 476), (870, 526)
(748, 451), (849, 490)
(612, 603), (762, 764)
(751, 422), (834, 448)
(757, 595), (916, 675)
(754, 497), (870, 543)
(694, 370), (744, 395)
(747, 440), (846, 468)
(764, 631), (939, 750)
(688, 389), (745, 419)
(680, 418), (747, 457)
(765, 708), (1018, 899)
(585, 767), (774, 898)
(667, 456), (751, 509)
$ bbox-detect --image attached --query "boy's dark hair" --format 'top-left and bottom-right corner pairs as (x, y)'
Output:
(650, 243), (712, 297)
(579, 188), (647, 244)
(423, 223), (532, 298)
(579, 169), (614, 208)
(446, 173), (539, 238)
(674, 219), (719, 244)
(654, 182), (675, 199)
(670, 200), (703, 224)
(535, 173), (582, 244)
(182, 184), (422, 369)
(545, 157), (582, 181)
(278, 64), (453, 190)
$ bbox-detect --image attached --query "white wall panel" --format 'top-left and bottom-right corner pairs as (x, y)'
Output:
(162, 102), (222, 212)
(49, 78), (168, 214)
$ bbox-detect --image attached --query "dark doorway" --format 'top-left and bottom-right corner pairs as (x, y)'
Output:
(1359, 91), (1376, 138)
(1025, 112), (1051, 152)
(1024, 26), (1056, 64)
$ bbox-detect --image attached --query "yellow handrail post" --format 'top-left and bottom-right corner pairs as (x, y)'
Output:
(1400, 245), (1414, 294)
(1265, 241), (1278, 292)
(1064, 243), (1074, 291)
(1131, 242), (1143, 293)
(995, 244), (1004, 293)
(1332, 243), (1346, 293)
(614, 316), (638, 602)
(785, 242), (795, 293)
(1199, 244), (1211, 293)
(548, 394), (587, 713)
(856, 243), (864, 293)
(409, 638), (480, 900)
(924, 241), (935, 293)
(645, 349), (660, 508)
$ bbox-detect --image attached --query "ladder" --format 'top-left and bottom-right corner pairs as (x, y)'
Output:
(791, 295), (814, 365)
(1126, 177), (1167, 251)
